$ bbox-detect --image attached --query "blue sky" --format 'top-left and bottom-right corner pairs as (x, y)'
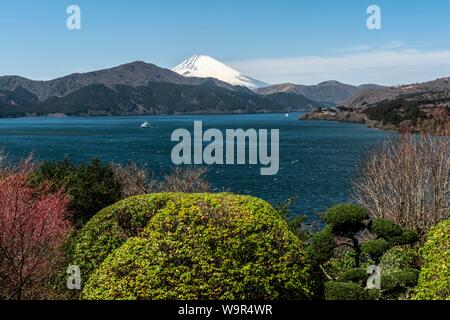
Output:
(1, 0), (450, 85)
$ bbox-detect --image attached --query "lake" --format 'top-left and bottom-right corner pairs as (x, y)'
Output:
(0, 113), (389, 219)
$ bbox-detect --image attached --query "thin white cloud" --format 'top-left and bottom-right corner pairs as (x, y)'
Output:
(334, 41), (405, 54)
(335, 45), (372, 53)
(381, 41), (406, 50)
(229, 49), (450, 86)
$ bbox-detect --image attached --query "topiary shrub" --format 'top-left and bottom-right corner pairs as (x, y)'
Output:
(370, 219), (403, 239)
(376, 247), (420, 299)
(79, 193), (312, 300)
(324, 204), (368, 237)
(321, 204), (369, 268)
(311, 203), (421, 300)
(414, 219), (450, 300)
(338, 268), (368, 285)
(69, 193), (174, 282)
(324, 281), (373, 300)
(382, 268), (419, 298)
(390, 230), (419, 246)
(361, 239), (390, 263)
(370, 218), (418, 246)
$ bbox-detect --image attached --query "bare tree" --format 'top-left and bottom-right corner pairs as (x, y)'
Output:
(111, 163), (212, 196)
(353, 134), (450, 239)
(110, 163), (159, 197)
(160, 167), (212, 193)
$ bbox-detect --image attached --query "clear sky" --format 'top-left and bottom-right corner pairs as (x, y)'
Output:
(1, 0), (450, 85)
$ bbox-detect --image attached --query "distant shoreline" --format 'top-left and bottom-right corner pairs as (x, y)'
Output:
(300, 108), (449, 134)
(0, 110), (311, 121)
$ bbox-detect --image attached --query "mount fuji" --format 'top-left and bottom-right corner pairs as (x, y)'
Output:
(172, 55), (268, 90)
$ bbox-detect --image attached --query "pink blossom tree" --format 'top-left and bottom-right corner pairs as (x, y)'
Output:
(0, 167), (72, 299)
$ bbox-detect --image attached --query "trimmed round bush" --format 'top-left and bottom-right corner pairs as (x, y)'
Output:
(370, 219), (403, 239)
(338, 268), (368, 285)
(414, 219), (450, 300)
(386, 230), (419, 247)
(80, 193), (312, 300)
(324, 204), (368, 236)
(361, 239), (390, 261)
(324, 281), (370, 300)
(70, 194), (174, 281)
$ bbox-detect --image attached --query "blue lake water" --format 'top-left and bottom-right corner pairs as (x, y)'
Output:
(0, 113), (390, 218)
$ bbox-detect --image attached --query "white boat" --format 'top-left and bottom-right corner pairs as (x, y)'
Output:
(285, 113), (289, 117)
(141, 121), (151, 128)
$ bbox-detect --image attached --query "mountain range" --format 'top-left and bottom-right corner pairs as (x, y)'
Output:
(343, 77), (450, 108)
(255, 81), (385, 105)
(1, 55), (447, 119)
(0, 59), (324, 117)
(0, 61), (252, 102)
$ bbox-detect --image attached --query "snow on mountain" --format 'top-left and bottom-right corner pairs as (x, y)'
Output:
(172, 55), (267, 89)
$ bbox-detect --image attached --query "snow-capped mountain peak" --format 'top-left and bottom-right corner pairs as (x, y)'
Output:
(172, 55), (267, 89)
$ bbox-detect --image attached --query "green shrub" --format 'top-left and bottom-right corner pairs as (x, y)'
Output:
(307, 225), (335, 265)
(395, 268), (420, 288)
(324, 281), (371, 300)
(306, 225), (336, 299)
(365, 288), (382, 300)
(338, 268), (368, 285)
(30, 158), (75, 186)
(361, 239), (390, 262)
(32, 159), (122, 225)
(324, 204), (368, 236)
(369, 219), (418, 246)
(390, 230), (419, 246)
(69, 194), (173, 281)
(382, 269), (419, 295)
(313, 205), (420, 301)
(370, 219), (403, 239)
(322, 251), (358, 279)
(80, 193), (312, 300)
(376, 248), (420, 299)
(380, 247), (419, 270)
(414, 219), (450, 300)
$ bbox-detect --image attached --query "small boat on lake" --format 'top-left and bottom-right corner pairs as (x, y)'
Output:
(141, 121), (151, 128)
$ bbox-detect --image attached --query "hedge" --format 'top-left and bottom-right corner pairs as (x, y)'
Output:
(69, 194), (174, 281)
(79, 193), (312, 300)
(413, 219), (450, 300)
(324, 281), (379, 300)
